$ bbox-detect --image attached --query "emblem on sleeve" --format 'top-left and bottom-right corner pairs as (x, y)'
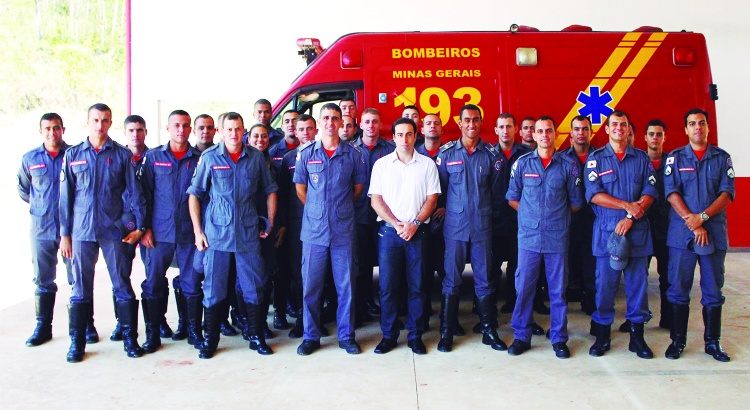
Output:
(666, 157), (674, 165)
(648, 162), (655, 172)
(587, 160), (596, 168)
(648, 175), (656, 186)
(575, 178), (581, 186)
(60, 170), (65, 182)
(436, 157), (441, 166)
(728, 168), (735, 179)
(572, 166), (579, 178)
(727, 157), (733, 167)
(588, 171), (597, 182)
(665, 165), (672, 176)
(494, 160), (502, 171)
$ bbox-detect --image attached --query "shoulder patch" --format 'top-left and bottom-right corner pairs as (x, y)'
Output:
(486, 144), (499, 156)
(436, 157), (442, 166)
(588, 171), (598, 182)
(587, 160), (597, 168)
(727, 157), (733, 168)
(666, 156), (674, 165)
(665, 165), (672, 176)
(440, 141), (455, 152)
(648, 175), (656, 186)
(648, 162), (655, 172)
(728, 168), (735, 179)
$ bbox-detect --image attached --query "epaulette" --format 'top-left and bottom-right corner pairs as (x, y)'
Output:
(350, 143), (362, 153)
(486, 143), (499, 156)
(202, 143), (220, 154)
(440, 141), (455, 152)
(298, 141), (314, 152)
(711, 145), (731, 157)
(591, 146), (608, 155)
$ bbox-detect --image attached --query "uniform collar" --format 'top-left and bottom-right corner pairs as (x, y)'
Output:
(455, 137), (486, 152)
(158, 142), (198, 159)
(217, 141), (247, 160)
(353, 136), (387, 148)
(82, 136), (114, 151)
(604, 143), (634, 158)
(388, 150), (422, 164)
(37, 142), (70, 156)
(312, 139), (349, 155)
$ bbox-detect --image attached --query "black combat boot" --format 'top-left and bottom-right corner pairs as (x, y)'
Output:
(199, 303), (221, 359)
(247, 302), (273, 355)
(437, 294), (458, 352)
(117, 299), (144, 358)
(85, 298), (99, 344)
(141, 298), (161, 353)
(260, 288), (274, 340)
(172, 288), (188, 341)
(628, 322), (653, 359)
(186, 296), (204, 349)
(665, 303), (689, 359)
(703, 306), (730, 362)
(658, 290), (672, 330)
(589, 321), (611, 357)
(288, 284), (304, 338)
(26, 293), (55, 347)
(66, 302), (90, 363)
(219, 298), (238, 336)
(234, 289), (251, 340)
(109, 293), (122, 341)
(477, 294), (507, 351)
(158, 293), (173, 338)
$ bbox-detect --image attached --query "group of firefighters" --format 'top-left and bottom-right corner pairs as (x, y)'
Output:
(18, 98), (733, 363)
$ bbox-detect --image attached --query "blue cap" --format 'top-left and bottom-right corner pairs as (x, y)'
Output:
(259, 216), (272, 236)
(687, 237), (715, 255)
(114, 212), (137, 239)
(607, 232), (630, 270)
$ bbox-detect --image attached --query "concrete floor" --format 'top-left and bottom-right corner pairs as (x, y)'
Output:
(1, 252), (749, 409)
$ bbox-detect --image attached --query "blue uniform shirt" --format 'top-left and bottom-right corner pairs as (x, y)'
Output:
(351, 137), (395, 225)
(493, 143), (532, 236)
(60, 137), (145, 241)
(506, 150), (584, 253)
(436, 138), (503, 243)
(280, 145), (306, 221)
(584, 144), (658, 257)
(18, 143), (70, 240)
(123, 146), (148, 213)
(562, 145), (596, 233)
(268, 138), (297, 170)
(293, 140), (366, 247)
(140, 143), (201, 244)
(664, 145), (734, 251)
(647, 153), (670, 242)
(187, 143), (277, 253)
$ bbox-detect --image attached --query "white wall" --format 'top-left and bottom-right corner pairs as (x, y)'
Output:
(131, 0), (750, 174)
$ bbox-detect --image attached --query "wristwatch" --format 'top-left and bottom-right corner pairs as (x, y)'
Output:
(700, 212), (710, 221)
(625, 214), (634, 220)
(413, 220), (422, 227)
(139, 227), (147, 233)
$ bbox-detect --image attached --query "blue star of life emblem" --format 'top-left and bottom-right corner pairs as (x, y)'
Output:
(577, 86), (614, 125)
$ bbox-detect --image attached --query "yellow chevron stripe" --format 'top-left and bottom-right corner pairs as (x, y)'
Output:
(554, 32), (668, 148)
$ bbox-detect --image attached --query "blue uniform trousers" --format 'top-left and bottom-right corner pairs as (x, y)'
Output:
(202, 247), (266, 308)
(141, 242), (197, 299)
(442, 238), (493, 297)
(592, 256), (650, 325)
(301, 242), (355, 342)
(667, 247), (726, 307)
(378, 225), (425, 341)
(511, 249), (568, 344)
(285, 219), (304, 290)
(31, 238), (72, 294)
(71, 240), (136, 303)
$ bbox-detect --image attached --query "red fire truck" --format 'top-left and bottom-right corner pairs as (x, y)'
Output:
(270, 25), (717, 153)
(269, 26), (750, 246)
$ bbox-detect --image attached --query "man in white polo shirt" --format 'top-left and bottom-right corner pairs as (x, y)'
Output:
(369, 117), (441, 355)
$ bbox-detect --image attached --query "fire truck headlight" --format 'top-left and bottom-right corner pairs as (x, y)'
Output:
(516, 48), (538, 66)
